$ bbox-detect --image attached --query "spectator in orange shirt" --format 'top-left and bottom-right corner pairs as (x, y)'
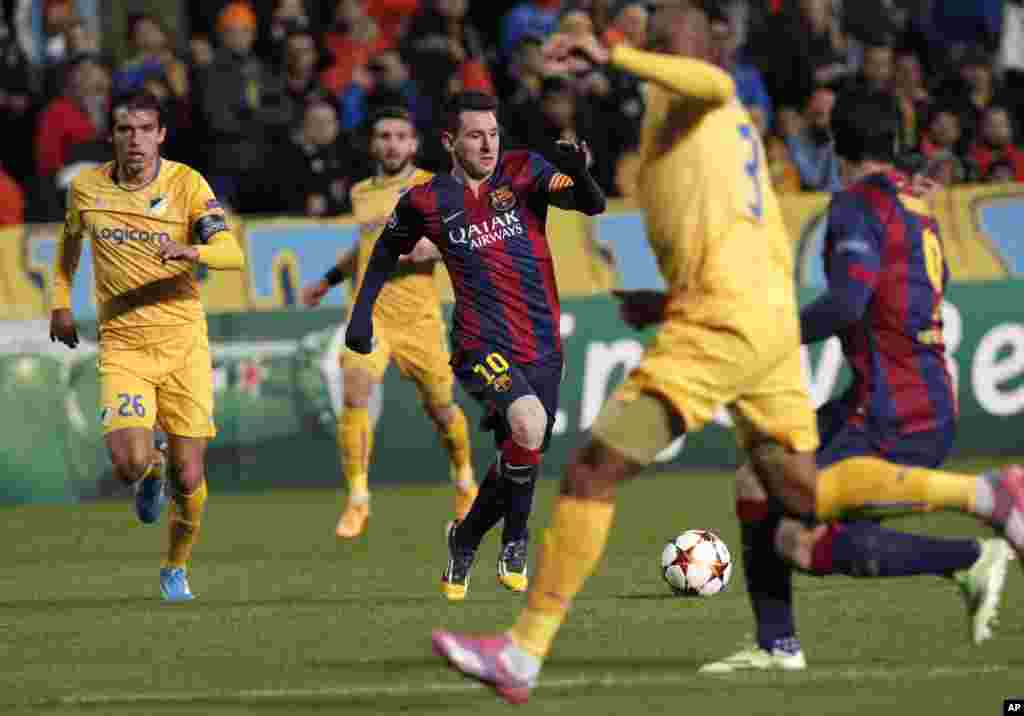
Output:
(321, 0), (392, 96)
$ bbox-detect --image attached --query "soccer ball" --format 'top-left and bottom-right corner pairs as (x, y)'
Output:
(661, 529), (733, 596)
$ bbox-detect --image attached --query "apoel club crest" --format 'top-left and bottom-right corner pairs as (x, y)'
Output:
(489, 186), (516, 212)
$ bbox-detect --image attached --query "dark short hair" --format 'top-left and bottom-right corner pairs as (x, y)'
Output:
(443, 91), (499, 134)
(696, 0), (729, 23)
(831, 91), (902, 162)
(368, 105), (415, 133)
(110, 90), (166, 129)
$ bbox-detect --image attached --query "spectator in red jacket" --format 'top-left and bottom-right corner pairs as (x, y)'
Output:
(969, 105), (1024, 181)
(34, 57), (111, 178)
(0, 163), (25, 226)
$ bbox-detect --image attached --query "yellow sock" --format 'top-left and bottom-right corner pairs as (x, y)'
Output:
(339, 408), (371, 497)
(817, 456), (977, 521)
(165, 480), (208, 569)
(440, 406), (473, 485)
(509, 496), (615, 659)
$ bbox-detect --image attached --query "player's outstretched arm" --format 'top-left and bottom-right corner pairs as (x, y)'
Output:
(548, 140), (606, 216)
(345, 238), (403, 354)
(303, 246), (358, 307)
(610, 46), (734, 103)
(345, 192), (423, 353)
(547, 34), (734, 104)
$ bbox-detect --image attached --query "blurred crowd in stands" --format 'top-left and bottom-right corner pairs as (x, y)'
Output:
(3, 0), (1024, 226)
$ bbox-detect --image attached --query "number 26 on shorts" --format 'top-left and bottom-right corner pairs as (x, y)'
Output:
(117, 393), (146, 418)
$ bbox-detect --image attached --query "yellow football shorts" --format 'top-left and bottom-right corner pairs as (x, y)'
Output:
(98, 324), (216, 438)
(342, 314), (454, 407)
(597, 306), (819, 465)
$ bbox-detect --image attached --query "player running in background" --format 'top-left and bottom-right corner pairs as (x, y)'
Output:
(703, 91), (1016, 674)
(49, 90), (245, 601)
(302, 107), (478, 539)
(346, 91), (606, 600)
(432, 3), (826, 702)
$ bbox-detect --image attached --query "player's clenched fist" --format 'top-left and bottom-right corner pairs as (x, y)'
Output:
(553, 139), (594, 173)
(612, 289), (668, 330)
(345, 313), (374, 355)
(49, 308), (79, 348)
(157, 236), (199, 263)
(301, 279), (330, 307)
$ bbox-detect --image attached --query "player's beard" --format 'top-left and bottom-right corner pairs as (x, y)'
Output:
(119, 151), (153, 183)
(454, 148), (493, 182)
(379, 154), (412, 178)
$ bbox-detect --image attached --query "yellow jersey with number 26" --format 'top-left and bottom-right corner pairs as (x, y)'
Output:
(52, 159), (235, 333)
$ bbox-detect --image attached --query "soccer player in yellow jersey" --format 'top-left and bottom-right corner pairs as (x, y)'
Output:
(302, 107), (477, 539)
(432, 2), (824, 702)
(48, 91), (244, 602)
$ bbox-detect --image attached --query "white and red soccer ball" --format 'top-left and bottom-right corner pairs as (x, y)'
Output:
(661, 529), (733, 596)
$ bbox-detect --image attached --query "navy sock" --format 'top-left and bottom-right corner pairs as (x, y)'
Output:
(500, 470), (537, 544)
(498, 439), (541, 544)
(827, 521), (981, 577)
(738, 498), (797, 651)
(454, 462), (504, 551)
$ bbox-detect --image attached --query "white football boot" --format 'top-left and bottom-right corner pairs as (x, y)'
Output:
(700, 637), (807, 674)
(953, 538), (1012, 644)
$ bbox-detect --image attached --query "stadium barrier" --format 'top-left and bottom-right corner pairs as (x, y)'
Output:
(1, 284), (1022, 504)
(0, 183), (1018, 323)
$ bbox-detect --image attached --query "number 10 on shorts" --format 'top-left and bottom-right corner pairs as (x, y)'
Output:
(473, 352), (511, 391)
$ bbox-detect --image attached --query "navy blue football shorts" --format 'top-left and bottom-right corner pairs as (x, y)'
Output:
(815, 400), (956, 471)
(451, 348), (564, 453)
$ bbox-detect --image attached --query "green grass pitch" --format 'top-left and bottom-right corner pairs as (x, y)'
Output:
(2, 460), (1021, 715)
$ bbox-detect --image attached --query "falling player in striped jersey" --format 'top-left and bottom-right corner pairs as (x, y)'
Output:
(704, 91), (1019, 673)
(302, 107), (478, 539)
(346, 91), (606, 600)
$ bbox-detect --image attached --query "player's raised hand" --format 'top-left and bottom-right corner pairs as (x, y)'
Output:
(301, 279), (330, 307)
(541, 33), (597, 75)
(612, 289), (668, 330)
(573, 33), (610, 65)
(49, 308), (79, 348)
(157, 236), (199, 263)
(554, 139), (593, 174)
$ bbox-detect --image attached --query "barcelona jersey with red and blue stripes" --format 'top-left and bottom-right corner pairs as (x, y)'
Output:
(383, 150), (566, 365)
(823, 171), (956, 436)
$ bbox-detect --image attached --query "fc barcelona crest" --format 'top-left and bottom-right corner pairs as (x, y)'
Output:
(489, 186), (516, 212)
(493, 374), (513, 392)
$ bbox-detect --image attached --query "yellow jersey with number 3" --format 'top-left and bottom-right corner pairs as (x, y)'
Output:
(348, 168), (439, 323)
(53, 159), (229, 333)
(611, 46), (796, 322)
